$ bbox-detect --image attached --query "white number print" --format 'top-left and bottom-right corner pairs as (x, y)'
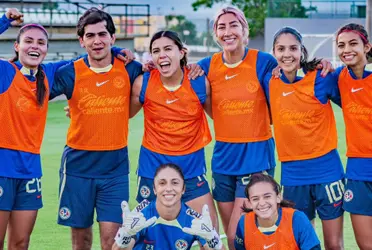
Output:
(26, 178), (42, 193)
(325, 180), (344, 203)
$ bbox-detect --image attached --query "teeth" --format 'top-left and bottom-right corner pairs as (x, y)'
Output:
(344, 55), (354, 60)
(224, 38), (235, 43)
(28, 52), (40, 57)
(160, 62), (170, 66)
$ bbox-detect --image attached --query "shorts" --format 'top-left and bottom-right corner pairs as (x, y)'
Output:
(212, 168), (275, 202)
(343, 179), (372, 216)
(283, 179), (345, 220)
(136, 175), (210, 203)
(58, 173), (129, 228)
(0, 177), (42, 211)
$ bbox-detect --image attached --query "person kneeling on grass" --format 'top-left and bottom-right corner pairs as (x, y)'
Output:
(112, 163), (223, 250)
(234, 173), (321, 250)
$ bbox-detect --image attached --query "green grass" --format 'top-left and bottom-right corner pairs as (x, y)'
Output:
(19, 101), (357, 249)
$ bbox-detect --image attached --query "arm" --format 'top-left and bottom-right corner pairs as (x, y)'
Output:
(234, 216), (246, 250)
(130, 74), (143, 118)
(292, 211), (321, 250)
(197, 57), (212, 76)
(49, 64), (74, 100)
(203, 77), (212, 119)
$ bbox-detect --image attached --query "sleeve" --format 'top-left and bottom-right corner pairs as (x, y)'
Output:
(124, 60), (143, 85)
(196, 235), (207, 246)
(0, 14), (12, 34)
(234, 216), (246, 250)
(139, 72), (150, 104)
(292, 211), (320, 250)
(313, 70), (341, 107)
(263, 73), (272, 106)
(197, 56), (212, 76)
(0, 61), (16, 94)
(190, 75), (207, 104)
(256, 51), (278, 98)
(49, 63), (75, 100)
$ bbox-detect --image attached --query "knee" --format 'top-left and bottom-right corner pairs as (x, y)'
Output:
(324, 240), (343, 250)
(356, 240), (372, 250)
(72, 234), (92, 250)
(8, 237), (30, 250)
(100, 234), (115, 250)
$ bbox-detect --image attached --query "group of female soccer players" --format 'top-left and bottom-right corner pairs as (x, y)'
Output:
(0, 3), (371, 250)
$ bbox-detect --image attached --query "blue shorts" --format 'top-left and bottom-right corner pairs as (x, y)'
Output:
(58, 173), (129, 228)
(283, 179), (345, 221)
(136, 175), (210, 203)
(212, 168), (275, 202)
(343, 179), (372, 216)
(0, 177), (42, 211)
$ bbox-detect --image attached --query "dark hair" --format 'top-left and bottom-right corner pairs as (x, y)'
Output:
(77, 7), (116, 38)
(154, 163), (185, 188)
(241, 173), (295, 213)
(11, 25), (48, 107)
(337, 23), (372, 63)
(273, 26), (322, 72)
(149, 30), (188, 68)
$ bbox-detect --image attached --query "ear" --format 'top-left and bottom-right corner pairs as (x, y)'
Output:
(180, 47), (186, 60)
(110, 34), (116, 46)
(365, 42), (372, 54)
(276, 193), (282, 204)
(153, 186), (157, 196)
(14, 41), (19, 52)
(79, 37), (85, 48)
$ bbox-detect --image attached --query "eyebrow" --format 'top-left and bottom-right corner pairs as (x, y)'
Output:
(218, 21), (239, 26)
(24, 36), (46, 41)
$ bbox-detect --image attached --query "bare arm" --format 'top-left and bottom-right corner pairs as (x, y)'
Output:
(203, 77), (212, 119)
(130, 74), (144, 118)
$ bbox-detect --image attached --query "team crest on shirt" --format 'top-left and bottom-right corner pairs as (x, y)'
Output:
(246, 81), (259, 93)
(0, 186), (3, 197)
(59, 207), (71, 220)
(175, 239), (188, 250)
(113, 77), (126, 89)
(344, 189), (354, 202)
(140, 186), (151, 199)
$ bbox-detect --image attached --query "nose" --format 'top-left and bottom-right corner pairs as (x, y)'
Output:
(93, 35), (102, 45)
(343, 44), (352, 53)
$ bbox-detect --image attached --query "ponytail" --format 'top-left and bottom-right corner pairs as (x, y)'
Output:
(35, 65), (46, 106)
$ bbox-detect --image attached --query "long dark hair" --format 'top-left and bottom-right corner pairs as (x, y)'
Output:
(11, 24), (48, 107)
(273, 26), (322, 72)
(149, 30), (188, 68)
(154, 163), (185, 189)
(337, 23), (372, 63)
(241, 173), (295, 213)
(77, 7), (116, 38)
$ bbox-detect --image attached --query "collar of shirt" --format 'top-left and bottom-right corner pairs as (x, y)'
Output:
(14, 61), (37, 81)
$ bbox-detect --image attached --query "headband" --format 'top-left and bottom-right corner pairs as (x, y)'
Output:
(20, 23), (49, 38)
(338, 29), (368, 44)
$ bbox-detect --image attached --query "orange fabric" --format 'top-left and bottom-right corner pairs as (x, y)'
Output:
(67, 58), (130, 150)
(338, 67), (372, 157)
(244, 208), (299, 250)
(0, 63), (49, 154)
(142, 68), (211, 155)
(269, 70), (337, 161)
(207, 49), (272, 142)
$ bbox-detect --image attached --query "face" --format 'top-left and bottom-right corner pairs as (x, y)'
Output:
(14, 28), (48, 70)
(337, 31), (371, 67)
(273, 33), (301, 74)
(79, 21), (115, 61)
(154, 167), (185, 208)
(248, 182), (281, 220)
(151, 36), (184, 77)
(216, 13), (245, 52)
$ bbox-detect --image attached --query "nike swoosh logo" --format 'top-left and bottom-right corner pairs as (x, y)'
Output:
(31, 88), (37, 92)
(282, 91), (295, 97)
(351, 87), (363, 93)
(96, 80), (109, 87)
(166, 99), (179, 104)
(197, 181), (205, 187)
(333, 201), (342, 207)
(225, 74), (238, 80)
(264, 243), (276, 249)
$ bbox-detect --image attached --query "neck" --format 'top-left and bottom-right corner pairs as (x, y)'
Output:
(88, 55), (112, 68)
(283, 70), (297, 83)
(350, 63), (366, 79)
(223, 46), (245, 64)
(156, 200), (181, 221)
(257, 210), (279, 228)
(160, 67), (184, 88)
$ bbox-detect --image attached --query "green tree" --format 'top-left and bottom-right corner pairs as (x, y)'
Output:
(192, 0), (314, 38)
(42, 2), (59, 10)
(165, 15), (201, 45)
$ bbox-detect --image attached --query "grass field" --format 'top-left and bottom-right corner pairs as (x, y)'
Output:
(20, 101), (358, 249)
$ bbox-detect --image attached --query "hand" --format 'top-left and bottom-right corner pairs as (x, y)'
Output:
(5, 8), (24, 26)
(64, 106), (70, 118)
(114, 201), (157, 248)
(182, 205), (222, 250)
(186, 63), (204, 80)
(317, 59), (334, 77)
(117, 49), (135, 65)
(142, 60), (156, 72)
(272, 65), (281, 78)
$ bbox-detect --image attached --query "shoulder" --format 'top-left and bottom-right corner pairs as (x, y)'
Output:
(55, 61), (75, 75)
(125, 60), (142, 71)
(292, 210), (310, 224)
(257, 50), (276, 62)
(139, 200), (157, 218)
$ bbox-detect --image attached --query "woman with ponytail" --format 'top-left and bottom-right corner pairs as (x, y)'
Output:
(234, 173), (320, 250)
(262, 26), (345, 250)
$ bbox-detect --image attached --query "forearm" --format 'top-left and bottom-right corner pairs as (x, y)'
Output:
(0, 14), (11, 35)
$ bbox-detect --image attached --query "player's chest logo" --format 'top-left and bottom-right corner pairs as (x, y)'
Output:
(175, 239), (188, 250)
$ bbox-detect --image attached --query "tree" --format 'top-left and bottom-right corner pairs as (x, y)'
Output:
(192, 0), (314, 38)
(165, 15), (201, 45)
(42, 2), (59, 10)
